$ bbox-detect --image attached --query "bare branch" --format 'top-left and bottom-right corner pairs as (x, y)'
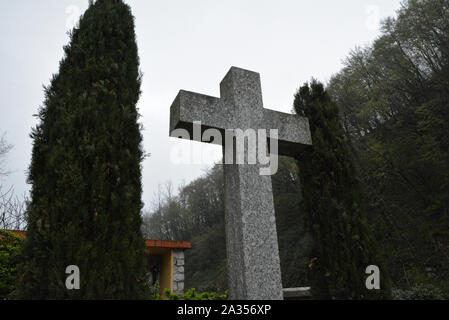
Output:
(0, 186), (28, 231)
(0, 132), (13, 177)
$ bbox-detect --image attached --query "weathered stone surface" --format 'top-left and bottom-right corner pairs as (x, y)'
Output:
(175, 265), (185, 274)
(174, 249), (184, 259)
(176, 258), (184, 266)
(174, 250), (185, 267)
(174, 273), (184, 282)
(282, 287), (312, 299)
(169, 67), (312, 300)
(172, 249), (186, 294)
(170, 69), (312, 156)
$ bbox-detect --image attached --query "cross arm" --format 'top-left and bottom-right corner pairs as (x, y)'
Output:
(262, 109), (312, 158)
(169, 90), (230, 142)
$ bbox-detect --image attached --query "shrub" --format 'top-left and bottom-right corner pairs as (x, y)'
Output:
(392, 284), (445, 300)
(0, 230), (24, 299)
(150, 285), (228, 300)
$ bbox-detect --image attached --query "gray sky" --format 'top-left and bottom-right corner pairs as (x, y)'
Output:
(0, 0), (402, 211)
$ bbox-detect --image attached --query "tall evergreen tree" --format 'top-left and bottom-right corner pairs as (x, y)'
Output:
(293, 81), (391, 299)
(17, 0), (148, 299)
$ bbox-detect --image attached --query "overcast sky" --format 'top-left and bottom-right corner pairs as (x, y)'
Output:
(0, 0), (402, 211)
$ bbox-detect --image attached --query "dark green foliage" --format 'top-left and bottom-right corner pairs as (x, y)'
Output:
(17, 0), (148, 299)
(293, 81), (391, 299)
(271, 157), (312, 288)
(328, 0), (449, 297)
(0, 231), (24, 299)
(392, 284), (445, 300)
(181, 288), (228, 300)
(150, 285), (228, 300)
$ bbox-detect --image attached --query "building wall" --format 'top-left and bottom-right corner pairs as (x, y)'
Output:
(173, 249), (185, 294)
(159, 250), (173, 293)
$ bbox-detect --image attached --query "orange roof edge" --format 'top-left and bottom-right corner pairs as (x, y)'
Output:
(145, 239), (191, 249)
(1, 230), (191, 249)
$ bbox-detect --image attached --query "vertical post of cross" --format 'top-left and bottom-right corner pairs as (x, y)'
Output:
(220, 68), (283, 300)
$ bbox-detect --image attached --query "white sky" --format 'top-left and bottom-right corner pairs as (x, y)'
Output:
(0, 0), (402, 211)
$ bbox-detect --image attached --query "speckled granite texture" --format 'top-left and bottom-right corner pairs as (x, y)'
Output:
(169, 67), (312, 300)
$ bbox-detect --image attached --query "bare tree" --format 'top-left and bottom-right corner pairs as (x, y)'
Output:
(0, 132), (13, 177)
(0, 186), (28, 230)
(0, 132), (27, 230)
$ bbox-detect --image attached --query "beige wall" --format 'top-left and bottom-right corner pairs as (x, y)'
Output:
(159, 249), (173, 294)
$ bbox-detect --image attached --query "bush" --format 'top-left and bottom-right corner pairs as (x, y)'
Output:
(392, 284), (445, 300)
(150, 283), (228, 300)
(0, 230), (24, 299)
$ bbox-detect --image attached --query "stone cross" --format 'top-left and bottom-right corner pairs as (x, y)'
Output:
(169, 67), (312, 300)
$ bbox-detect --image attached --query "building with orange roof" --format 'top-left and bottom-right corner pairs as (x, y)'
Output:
(145, 239), (191, 294)
(0, 230), (191, 295)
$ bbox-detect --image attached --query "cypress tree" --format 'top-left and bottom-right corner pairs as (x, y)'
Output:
(17, 0), (148, 299)
(293, 81), (391, 299)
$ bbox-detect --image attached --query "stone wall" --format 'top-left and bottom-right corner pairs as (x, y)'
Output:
(173, 249), (185, 294)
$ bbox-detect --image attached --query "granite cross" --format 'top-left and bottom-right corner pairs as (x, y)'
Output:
(169, 67), (312, 300)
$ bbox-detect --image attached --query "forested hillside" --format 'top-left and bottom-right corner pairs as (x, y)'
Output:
(143, 0), (448, 298)
(327, 0), (449, 296)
